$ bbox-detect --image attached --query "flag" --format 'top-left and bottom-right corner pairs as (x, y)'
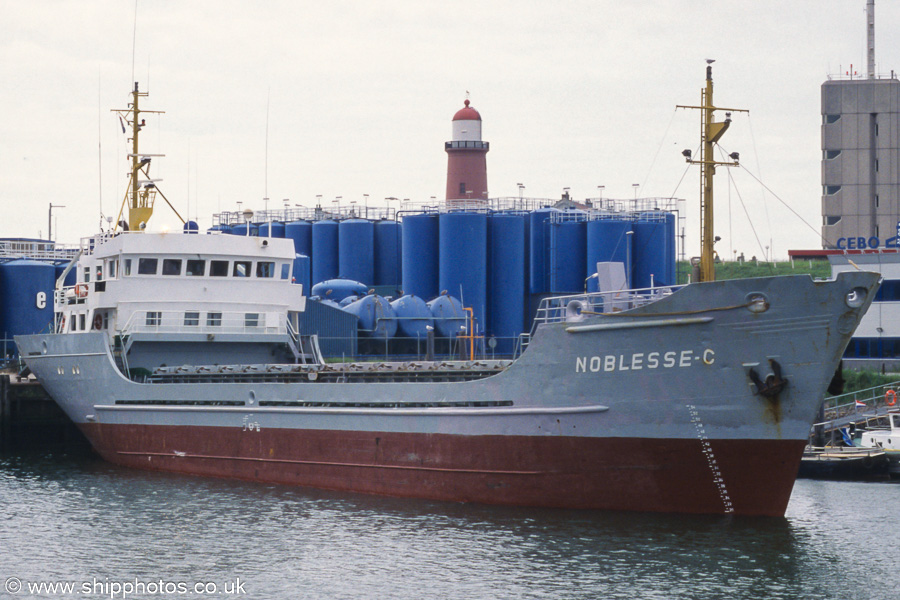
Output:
(118, 115), (126, 133)
(855, 400), (866, 408)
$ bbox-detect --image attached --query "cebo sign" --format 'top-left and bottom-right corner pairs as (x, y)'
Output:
(836, 235), (900, 250)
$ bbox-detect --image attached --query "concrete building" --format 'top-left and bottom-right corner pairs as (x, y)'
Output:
(821, 1), (900, 250)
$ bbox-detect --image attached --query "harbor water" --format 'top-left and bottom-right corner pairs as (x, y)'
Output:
(0, 449), (896, 600)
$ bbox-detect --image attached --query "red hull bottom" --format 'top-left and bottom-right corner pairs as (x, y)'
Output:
(82, 423), (805, 516)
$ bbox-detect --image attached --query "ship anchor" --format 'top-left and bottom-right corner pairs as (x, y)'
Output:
(748, 359), (788, 398)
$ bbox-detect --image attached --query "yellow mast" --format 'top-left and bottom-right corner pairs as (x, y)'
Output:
(677, 64), (747, 282)
(112, 82), (184, 231)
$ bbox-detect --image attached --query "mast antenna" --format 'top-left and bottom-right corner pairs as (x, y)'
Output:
(676, 63), (748, 282)
(867, 0), (875, 79)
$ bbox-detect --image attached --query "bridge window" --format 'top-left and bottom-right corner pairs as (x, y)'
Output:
(256, 261), (275, 278)
(824, 185), (842, 195)
(210, 260), (228, 277)
(824, 150), (841, 160)
(186, 259), (205, 276)
(824, 114), (841, 124)
(162, 259), (182, 276)
(145, 311), (161, 326)
(184, 311), (200, 327)
(281, 264), (290, 280)
(207, 312), (222, 327)
(244, 313), (259, 328)
(233, 261), (251, 278)
(123, 259), (132, 276)
(138, 258), (158, 275)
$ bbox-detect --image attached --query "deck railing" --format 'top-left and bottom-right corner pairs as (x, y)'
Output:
(531, 286), (680, 333)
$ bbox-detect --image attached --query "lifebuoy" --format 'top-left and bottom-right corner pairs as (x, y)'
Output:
(92, 313), (103, 330)
(74, 283), (88, 298)
(886, 389), (896, 406)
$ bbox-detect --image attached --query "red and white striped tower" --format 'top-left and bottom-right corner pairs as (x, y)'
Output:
(445, 99), (489, 207)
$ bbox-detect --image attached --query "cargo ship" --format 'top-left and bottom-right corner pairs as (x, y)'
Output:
(16, 70), (880, 516)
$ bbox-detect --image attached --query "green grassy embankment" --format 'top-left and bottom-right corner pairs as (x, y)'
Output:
(676, 259), (832, 284)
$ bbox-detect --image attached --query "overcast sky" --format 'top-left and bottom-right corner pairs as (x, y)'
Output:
(3, 1), (899, 259)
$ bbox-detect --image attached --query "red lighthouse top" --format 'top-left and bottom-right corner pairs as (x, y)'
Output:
(452, 99), (481, 121)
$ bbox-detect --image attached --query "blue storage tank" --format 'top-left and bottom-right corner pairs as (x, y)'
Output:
(374, 220), (402, 286)
(528, 207), (559, 294)
(292, 254), (311, 294)
(285, 220), (313, 256)
(339, 295), (360, 307)
(548, 218), (586, 293)
(489, 213), (527, 354)
(0, 259), (56, 357)
(258, 221), (285, 238)
(231, 223), (258, 237)
(401, 213), (439, 299)
(631, 213), (670, 288)
(311, 219), (339, 285)
(207, 224), (232, 235)
(343, 294), (397, 338)
(586, 219), (632, 291)
(390, 294), (433, 339)
(338, 219), (374, 285)
(311, 278), (368, 303)
(439, 211), (487, 331)
(427, 293), (466, 338)
(183, 220), (199, 234)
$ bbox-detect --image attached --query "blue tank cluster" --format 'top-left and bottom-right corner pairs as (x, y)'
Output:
(219, 206), (675, 356)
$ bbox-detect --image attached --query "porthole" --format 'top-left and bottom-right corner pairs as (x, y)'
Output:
(846, 287), (868, 308)
(746, 293), (769, 313)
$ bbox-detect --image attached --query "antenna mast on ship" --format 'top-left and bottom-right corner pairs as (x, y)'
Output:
(111, 82), (185, 232)
(677, 62), (747, 282)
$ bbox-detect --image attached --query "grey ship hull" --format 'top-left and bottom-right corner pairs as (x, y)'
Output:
(17, 272), (879, 515)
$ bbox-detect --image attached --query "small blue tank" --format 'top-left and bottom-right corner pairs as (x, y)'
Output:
(427, 293), (466, 338)
(343, 295), (397, 338)
(311, 279), (368, 303)
(183, 220), (200, 234)
(390, 294), (433, 339)
(339, 295), (360, 307)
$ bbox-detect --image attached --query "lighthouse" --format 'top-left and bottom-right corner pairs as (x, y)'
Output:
(445, 99), (489, 206)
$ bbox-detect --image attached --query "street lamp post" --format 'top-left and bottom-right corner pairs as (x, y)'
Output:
(48, 203), (65, 241)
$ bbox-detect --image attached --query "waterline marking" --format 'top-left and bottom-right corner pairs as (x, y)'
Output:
(4, 575), (246, 598)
